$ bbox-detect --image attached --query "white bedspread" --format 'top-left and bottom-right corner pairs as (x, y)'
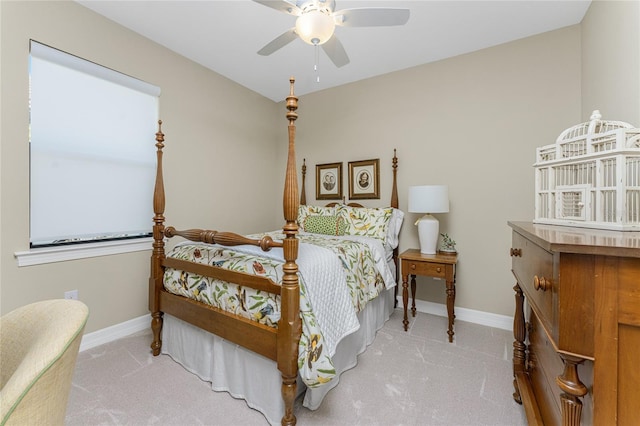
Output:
(215, 239), (360, 358)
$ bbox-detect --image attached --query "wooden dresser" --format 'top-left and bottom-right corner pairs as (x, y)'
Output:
(508, 221), (640, 425)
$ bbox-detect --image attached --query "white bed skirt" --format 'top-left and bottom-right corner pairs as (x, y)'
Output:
(161, 286), (395, 425)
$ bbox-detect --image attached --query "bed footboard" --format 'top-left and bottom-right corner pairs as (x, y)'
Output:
(149, 78), (302, 426)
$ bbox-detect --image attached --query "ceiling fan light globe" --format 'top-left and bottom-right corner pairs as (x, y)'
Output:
(295, 10), (335, 45)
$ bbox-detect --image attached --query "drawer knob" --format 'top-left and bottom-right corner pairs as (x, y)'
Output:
(510, 248), (522, 257)
(410, 264), (416, 270)
(436, 267), (442, 273)
(526, 358), (536, 370)
(533, 275), (551, 292)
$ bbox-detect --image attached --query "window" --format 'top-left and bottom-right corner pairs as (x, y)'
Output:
(28, 41), (160, 251)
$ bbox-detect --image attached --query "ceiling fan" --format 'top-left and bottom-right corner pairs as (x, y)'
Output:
(253, 0), (410, 68)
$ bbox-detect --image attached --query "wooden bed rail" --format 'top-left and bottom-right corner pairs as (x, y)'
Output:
(164, 227), (283, 251)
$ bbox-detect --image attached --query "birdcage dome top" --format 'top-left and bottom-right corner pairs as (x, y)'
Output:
(556, 110), (636, 145)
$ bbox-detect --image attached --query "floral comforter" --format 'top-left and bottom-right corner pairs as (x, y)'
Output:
(163, 231), (395, 387)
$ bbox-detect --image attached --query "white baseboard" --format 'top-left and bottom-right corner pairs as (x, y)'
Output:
(80, 302), (513, 352)
(80, 313), (150, 352)
(396, 297), (513, 331)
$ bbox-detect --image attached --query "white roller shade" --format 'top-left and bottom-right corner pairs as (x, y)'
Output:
(29, 41), (160, 247)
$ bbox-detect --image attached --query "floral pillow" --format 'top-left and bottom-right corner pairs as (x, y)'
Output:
(337, 205), (394, 243)
(297, 205), (336, 231)
(303, 215), (347, 236)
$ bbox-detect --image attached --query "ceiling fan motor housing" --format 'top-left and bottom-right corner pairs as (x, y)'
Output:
(297, 0), (335, 14)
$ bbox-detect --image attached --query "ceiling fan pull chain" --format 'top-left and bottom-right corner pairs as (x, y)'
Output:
(314, 44), (320, 83)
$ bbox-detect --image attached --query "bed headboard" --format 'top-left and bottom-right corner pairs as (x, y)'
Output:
(300, 149), (399, 209)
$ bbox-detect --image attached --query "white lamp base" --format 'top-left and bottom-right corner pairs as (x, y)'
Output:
(416, 214), (439, 255)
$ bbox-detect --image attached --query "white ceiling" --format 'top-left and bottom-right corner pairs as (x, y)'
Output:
(77, 0), (591, 102)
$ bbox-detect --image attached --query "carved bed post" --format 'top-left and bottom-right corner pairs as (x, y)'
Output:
(149, 120), (166, 356)
(278, 77), (302, 426)
(391, 149), (398, 210)
(300, 158), (307, 205)
(391, 149), (400, 303)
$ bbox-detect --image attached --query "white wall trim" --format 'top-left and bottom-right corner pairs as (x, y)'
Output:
(14, 237), (153, 267)
(396, 297), (513, 331)
(80, 313), (150, 352)
(80, 301), (513, 353)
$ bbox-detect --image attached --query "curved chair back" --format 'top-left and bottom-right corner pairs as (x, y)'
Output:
(1, 299), (89, 425)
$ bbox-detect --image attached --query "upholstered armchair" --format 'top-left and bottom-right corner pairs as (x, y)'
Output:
(1, 299), (89, 425)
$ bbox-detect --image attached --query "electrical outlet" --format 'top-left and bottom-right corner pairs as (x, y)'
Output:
(64, 290), (79, 300)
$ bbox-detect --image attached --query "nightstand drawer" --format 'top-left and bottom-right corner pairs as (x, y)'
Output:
(403, 260), (446, 278)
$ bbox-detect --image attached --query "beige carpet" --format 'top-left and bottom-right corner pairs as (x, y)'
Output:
(66, 309), (527, 425)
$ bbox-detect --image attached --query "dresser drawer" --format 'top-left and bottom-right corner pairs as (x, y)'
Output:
(402, 259), (446, 279)
(511, 231), (556, 334)
(528, 311), (562, 426)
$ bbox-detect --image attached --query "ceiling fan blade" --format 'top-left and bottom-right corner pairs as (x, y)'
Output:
(334, 8), (410, 27)
(252, 0), (302, 16)
(322, 36), (350, 68)
(257, 28), (298, 56)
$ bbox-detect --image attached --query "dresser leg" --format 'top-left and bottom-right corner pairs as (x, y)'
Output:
(560, 395), (583, 426)
(556, 355), (587, 426)
(512, 283), (526, 404)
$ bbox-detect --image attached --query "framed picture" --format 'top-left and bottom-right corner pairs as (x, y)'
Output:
(349, 158), (380, 199)
(316, 162), (343, 200)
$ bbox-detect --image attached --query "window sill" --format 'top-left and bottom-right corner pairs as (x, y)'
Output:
(14, 237), (154, 267)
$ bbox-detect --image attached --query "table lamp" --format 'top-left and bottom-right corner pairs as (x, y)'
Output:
(408, 185), (449, 254)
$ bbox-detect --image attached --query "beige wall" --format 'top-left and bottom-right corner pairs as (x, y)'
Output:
(0, 1), (283, 331)
(294, 27), (582, 316)
(581, 0), (640, 125)
(290, 0), (639, 318)
(1, 0), (638, 332)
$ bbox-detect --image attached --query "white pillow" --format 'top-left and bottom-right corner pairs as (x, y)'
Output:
(386, 208), (404, 249)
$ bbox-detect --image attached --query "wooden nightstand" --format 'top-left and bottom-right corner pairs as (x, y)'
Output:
(399, 249), (458, 342)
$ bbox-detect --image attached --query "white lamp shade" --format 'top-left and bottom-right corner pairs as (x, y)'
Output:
(295, 10), (336, 45)
(408, 185), (449, 213)
(408, 185), (449, 254)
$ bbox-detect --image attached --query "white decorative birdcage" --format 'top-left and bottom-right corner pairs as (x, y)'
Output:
(534, 110), (640, 231)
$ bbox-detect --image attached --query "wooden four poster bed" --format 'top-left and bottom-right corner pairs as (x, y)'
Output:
(148, 78), (402, 425)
